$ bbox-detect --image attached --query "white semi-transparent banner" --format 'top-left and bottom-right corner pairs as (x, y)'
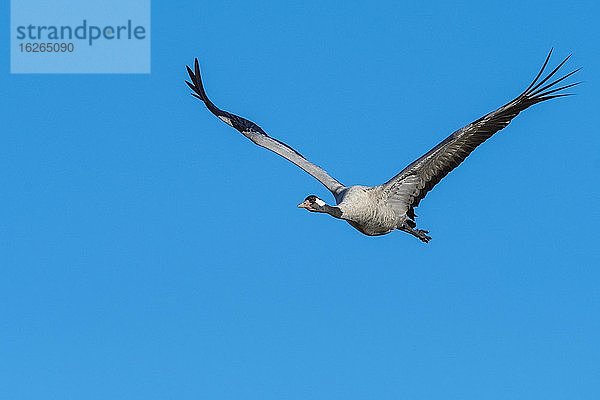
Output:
(11, 0), (151, 73)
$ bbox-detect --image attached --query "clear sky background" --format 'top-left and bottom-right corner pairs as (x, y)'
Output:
(1, 1), (599, 399)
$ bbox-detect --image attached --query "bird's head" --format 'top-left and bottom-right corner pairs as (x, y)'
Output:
(297, 195), (327, 212)
(297, 195), (343, 218)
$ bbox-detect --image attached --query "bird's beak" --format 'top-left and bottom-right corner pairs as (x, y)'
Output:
(297, 200), (310, 209)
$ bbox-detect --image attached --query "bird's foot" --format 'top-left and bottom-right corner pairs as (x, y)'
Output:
(399, 224), (432, 243)
(415, 229), (432, 243)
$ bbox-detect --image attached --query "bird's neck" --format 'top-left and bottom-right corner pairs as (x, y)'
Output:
(318, 204), (343, 219)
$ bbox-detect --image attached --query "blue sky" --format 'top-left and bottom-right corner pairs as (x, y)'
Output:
(1, 1), (599, 399)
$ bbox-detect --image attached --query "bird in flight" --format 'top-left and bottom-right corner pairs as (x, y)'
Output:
(185, 50), (579, 242)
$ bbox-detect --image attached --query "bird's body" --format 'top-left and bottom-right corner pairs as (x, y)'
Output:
(185, 50), (579, 242)
(336, 186), (396, 236)
(331, 186), (402, 236)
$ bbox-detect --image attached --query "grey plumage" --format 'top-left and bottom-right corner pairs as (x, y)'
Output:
(186, 50), (579, 242)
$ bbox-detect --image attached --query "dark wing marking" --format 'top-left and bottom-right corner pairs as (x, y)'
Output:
(382, 49), (580, 219)
(185, 59), (345, 195)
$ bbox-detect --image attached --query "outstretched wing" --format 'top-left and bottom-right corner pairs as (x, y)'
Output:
(185, 59), (345, 195)
(381, 49), (580, 220)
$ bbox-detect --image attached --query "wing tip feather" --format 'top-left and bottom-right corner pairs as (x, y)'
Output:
(522, 50), (581, 103)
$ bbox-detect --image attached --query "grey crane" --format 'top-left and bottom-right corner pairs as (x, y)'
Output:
(185, 50), (579, 242)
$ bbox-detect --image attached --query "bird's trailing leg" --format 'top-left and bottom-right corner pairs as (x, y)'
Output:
(399, 224), (432, 243)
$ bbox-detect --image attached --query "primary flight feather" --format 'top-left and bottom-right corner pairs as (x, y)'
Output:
(185, 50), (579, 242)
